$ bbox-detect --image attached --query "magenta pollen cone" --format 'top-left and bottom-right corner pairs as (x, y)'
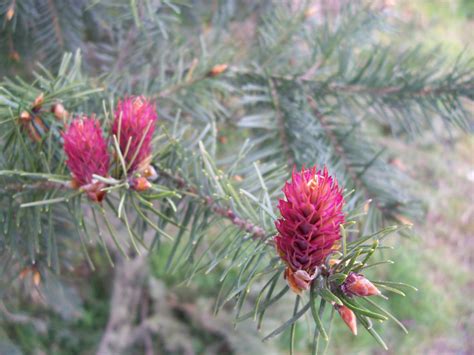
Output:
(274, 166), (345, 293)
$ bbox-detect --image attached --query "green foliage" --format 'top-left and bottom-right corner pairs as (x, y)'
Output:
(460, 0), (474, 18)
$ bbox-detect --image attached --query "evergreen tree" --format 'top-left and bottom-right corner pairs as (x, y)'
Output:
(0, 0), (472, 353)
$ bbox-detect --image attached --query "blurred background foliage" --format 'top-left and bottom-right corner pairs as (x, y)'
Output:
(0, 0), (472, 354)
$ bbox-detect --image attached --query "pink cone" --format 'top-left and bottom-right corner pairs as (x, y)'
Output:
(63, 117), (110, 201)
(275, 166), (345, 292)
(112, 96), (157, 173)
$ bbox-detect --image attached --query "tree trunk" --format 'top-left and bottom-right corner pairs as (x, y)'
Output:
(97, 253), (149, 355)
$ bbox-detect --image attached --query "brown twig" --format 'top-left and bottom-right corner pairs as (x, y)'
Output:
(210, 202), (266, 239)
(156, 167), (267, 240)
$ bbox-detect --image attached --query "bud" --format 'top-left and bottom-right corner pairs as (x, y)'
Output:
(18, 266), (41, 286)
(208, 64), (228, 77)
(284, 267), (317, 294)
(394, 214), (413, 227)
(341, 272), (381, 297)
(389, 157), (406, 171)
(68, 179), (81, 190)
(328, 258), (341, 268)
(132, 176), (152, 192)
(336, 305), (357, 335)
(9, 51), (20, 62)
(233, 175), (243, 182)
(32, 93), (44, 112)
(363, 199), (372, 213)
(136, 156), (158, 181)
(20, 111), (31, 122)
(142, 165), (158, 180)
(81, 182), (106, 202)
(6, 5), (15, 21)
(19, 112), (47, 143)
(51, 103), (68, 120)
(33, 271), (41, 286)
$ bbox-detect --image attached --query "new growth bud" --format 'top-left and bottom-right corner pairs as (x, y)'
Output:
(208, 64), (229, 77)
(51, 103), (69, 121)
(131, 176), (152, 192)
(6, 5), (15, 21)
(19, 111), (47, 143)
(9, 51), (20, 62)
(32, 93), (44, 112)
(20, 111), (31, 122)
(336, 305), (357, 335)
(341, 272), (381, 297)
